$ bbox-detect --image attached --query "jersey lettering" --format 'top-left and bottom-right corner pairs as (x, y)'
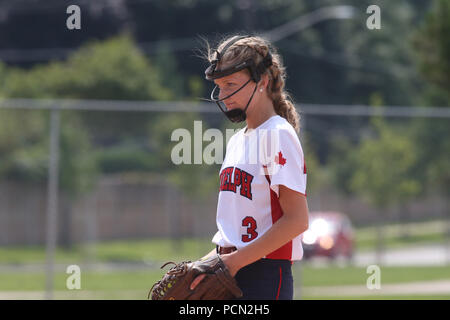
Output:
(219, 166), (253, 200)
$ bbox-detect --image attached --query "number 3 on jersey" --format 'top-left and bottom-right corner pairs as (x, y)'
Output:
(241, 216), (258, 242)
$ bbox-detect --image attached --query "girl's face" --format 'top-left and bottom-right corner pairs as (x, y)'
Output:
(214, 70), (256, 111)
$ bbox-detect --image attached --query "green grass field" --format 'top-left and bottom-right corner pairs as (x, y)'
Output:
(0, 220), (449, 300)
(0, 238), (212, 265)
(1, 219), (447, 265)
(2, 265), (449, 291)
(0, 265), (449, 300)
(354, 220), (449, 251)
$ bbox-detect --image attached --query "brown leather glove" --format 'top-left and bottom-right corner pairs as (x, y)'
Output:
(149, 254), (243, 300)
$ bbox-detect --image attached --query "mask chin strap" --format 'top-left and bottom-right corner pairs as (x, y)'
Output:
(202, 79), (257, 123)
(222, 82), (258, 123)
(210, 78), (252, 102)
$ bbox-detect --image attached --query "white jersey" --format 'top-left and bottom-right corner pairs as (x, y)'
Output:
(212, 115), (307, 261)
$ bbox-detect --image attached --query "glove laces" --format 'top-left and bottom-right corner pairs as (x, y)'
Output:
(148, 261), (191, 300)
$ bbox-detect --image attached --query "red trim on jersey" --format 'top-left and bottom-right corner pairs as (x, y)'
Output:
(276, 267), (282, 300)
(264, 174), (293, 261)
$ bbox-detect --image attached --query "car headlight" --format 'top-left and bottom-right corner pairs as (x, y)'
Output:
(302, 230), (317, 245)
(311, 218), (330, 237)
(319, 235), (334, 250)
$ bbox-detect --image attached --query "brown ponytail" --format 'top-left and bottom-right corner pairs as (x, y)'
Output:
(266, 53), (300, 133)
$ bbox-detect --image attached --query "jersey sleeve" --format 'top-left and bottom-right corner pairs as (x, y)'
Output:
(262, 128), (307, 198)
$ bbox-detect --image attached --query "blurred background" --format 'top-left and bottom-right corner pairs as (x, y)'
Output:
(0, 0), (449, 300)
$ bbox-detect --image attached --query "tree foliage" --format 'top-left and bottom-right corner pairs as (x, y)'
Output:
(412, 0), (450, 197)
(0, 35), (177, 195)
(350, 115), (420, 209)
(413, 0), (450, 99)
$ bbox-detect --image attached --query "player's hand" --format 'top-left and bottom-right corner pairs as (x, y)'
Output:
(190, 252), (241, 290)
(190, 250), (216, 290)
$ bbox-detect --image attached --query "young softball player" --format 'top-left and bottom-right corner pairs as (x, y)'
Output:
(192, 35), (309, 300)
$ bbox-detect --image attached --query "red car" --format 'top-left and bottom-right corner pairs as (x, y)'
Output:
(301, 211), (355, 260)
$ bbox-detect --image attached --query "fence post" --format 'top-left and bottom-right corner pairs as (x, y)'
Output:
(45, 107), (60, 300)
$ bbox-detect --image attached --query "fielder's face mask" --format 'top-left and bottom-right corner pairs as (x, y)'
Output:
(204, 36), (273, 123)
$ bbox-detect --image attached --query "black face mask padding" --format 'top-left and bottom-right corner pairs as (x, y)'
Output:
(217, 82), (258, 123)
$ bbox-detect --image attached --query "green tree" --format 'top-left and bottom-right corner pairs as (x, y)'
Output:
(413, 0), (450, 100)
(3, 35), (173, 144)
(0, 109), (48, 182)
(411, 0), (450, 254)
(0, 35), (176, 247)
(412, 0), (450, 201)
(0, 107), (99, 248)
(149, 112), (221, 199)
(350, 117), (420, 208)
(327, 135), (359, 196)
(350, 114), (420, 262)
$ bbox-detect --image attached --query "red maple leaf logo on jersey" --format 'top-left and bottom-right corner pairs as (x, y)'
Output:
(275, 151), (287, 166)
